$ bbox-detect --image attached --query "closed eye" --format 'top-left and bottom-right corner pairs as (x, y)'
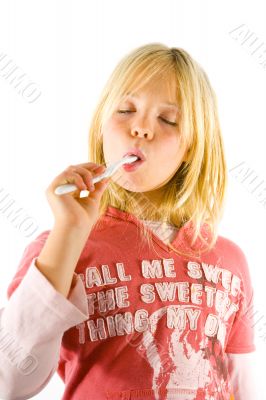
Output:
(117, 110), (133, 114)
(159, 117), (177, 126)
(117, 110), (177, 127)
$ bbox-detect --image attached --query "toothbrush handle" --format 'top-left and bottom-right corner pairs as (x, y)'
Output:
(54, 172), (107, 195)
(54, 155), (136, 196)
(54, 184), (79, 195)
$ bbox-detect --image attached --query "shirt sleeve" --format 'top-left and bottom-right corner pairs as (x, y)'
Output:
(0, 230), (89, 400)
(225, 243), (256, 354)
(226, 352), (259, 399)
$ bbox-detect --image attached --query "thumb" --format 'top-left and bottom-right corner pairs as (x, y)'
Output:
(88, 177), (111, 201)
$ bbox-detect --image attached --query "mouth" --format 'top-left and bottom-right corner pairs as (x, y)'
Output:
(123, 149), (146, 161)
(122, 149), (146, 172)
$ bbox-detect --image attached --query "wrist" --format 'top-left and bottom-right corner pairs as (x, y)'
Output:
(53, 220), (93, 237)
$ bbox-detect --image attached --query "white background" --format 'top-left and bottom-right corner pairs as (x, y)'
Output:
(0, 0), (265, 398)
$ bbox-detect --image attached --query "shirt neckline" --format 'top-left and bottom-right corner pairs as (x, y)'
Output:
(140, 219), (179, 246)
(104, 205), (211, 255)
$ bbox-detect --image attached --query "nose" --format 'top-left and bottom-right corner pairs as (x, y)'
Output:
(130, 127), (153, 140)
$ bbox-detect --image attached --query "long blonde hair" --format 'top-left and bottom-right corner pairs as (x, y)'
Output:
(88, 43), (228, 259)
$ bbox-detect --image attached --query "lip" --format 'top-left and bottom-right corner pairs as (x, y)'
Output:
(122, 148), (146, 172)
(123, 148), (146, 161)
(122, 159), (144, 172)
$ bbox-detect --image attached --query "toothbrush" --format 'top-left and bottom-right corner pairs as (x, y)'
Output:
(54, 155), (138, 195)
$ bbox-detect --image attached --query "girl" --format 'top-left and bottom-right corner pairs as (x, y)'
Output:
(0, 43), (257, 400)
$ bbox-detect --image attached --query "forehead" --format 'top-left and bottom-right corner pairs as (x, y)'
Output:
(121, 76), (178, 107)
(123, 93), (179, 111)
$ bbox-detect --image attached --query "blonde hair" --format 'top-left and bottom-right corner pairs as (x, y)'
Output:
(88, 43), (228, 259)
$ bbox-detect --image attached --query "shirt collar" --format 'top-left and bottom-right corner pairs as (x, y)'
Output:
(104, 205), (212, 257)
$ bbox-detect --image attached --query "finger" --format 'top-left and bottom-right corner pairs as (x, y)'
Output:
(63, 171), (88, 191)
(83, 177), (111, 202)
(66, 166), (102, 192)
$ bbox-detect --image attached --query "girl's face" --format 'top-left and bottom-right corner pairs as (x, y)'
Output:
(102, 78), (189, 196)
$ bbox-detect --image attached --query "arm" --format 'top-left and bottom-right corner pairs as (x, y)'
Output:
(0, 225), (91, 399)
(35, 223), (92, 298)
(227, 352), (259, 400)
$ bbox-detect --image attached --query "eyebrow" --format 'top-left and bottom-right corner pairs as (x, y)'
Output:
(123, 93), (179, 110)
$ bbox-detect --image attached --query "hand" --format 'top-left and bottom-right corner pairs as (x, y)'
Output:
(45, 162), (110, 229)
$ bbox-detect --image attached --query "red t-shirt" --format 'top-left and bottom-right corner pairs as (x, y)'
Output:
(7, 206), (256, 400)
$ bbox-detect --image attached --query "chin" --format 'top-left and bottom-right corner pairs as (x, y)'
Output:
(114, 180), (145, 193)
(122, 185), (144, 193)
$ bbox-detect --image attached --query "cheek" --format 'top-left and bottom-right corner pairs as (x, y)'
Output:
(103, 115), (123, 133)
(159, 134), (181, 159)
(102, 133), (114, 161)
(102, 119), (124, 162)
(102, 118), (122, 145)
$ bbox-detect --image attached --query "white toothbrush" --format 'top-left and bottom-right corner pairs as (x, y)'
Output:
(54, 155), (138, 195)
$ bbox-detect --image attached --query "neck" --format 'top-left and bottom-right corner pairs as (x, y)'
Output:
(129, 186), (167, 221)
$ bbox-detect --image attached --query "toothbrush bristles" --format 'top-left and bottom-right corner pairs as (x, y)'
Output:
(125, 155), (139, 164)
